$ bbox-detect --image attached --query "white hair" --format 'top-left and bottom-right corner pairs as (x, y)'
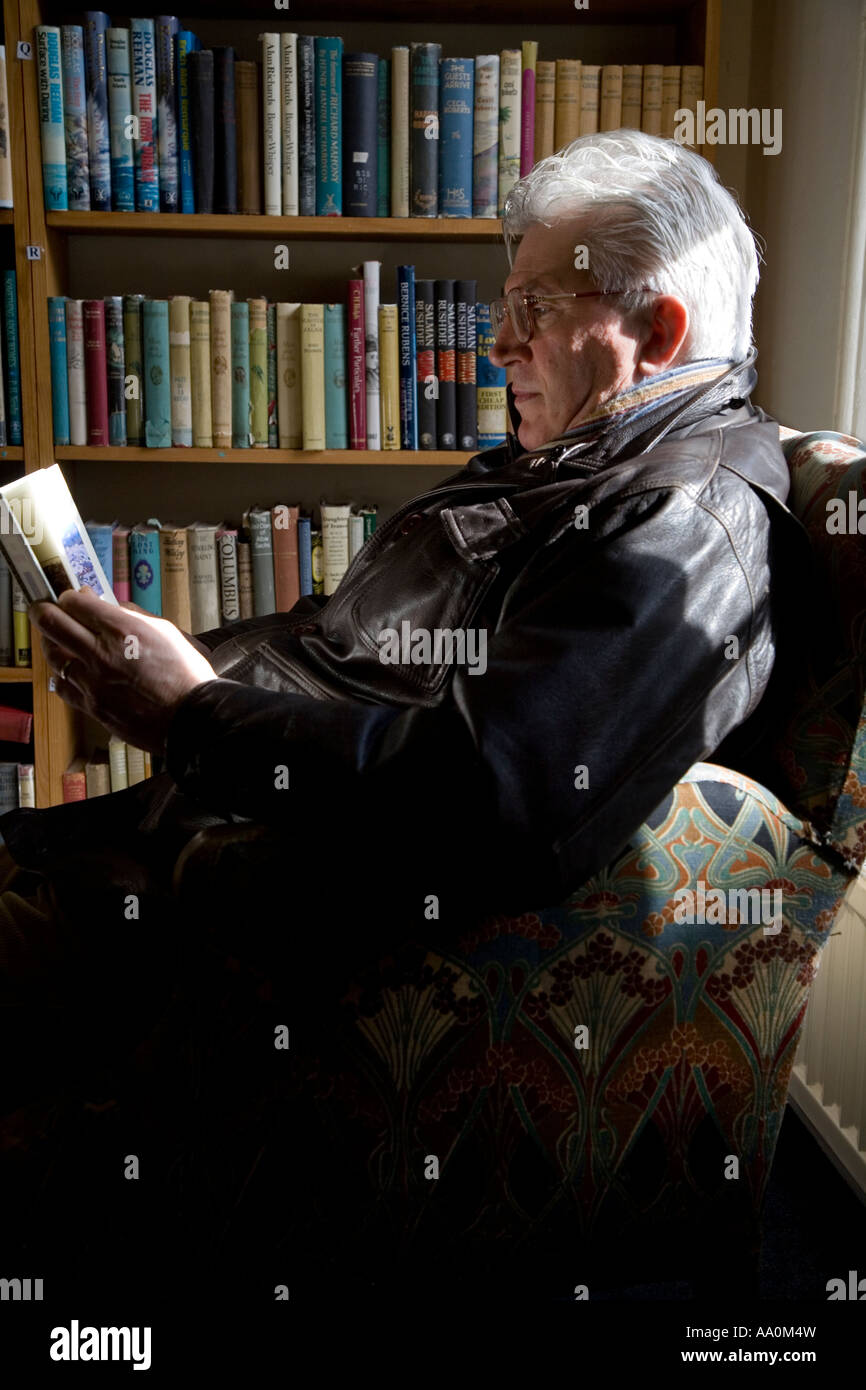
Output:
(502, 129), (762, 362)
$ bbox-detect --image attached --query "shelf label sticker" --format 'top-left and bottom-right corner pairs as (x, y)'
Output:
(16, 41), (33, 60)
(25, 245), (43, 261)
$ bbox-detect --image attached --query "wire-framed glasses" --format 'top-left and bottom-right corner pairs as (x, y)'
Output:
(489, 287), (639, 344)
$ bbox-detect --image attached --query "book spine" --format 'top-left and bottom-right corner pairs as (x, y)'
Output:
(3, 271), (21, 446)
(297, 515), (312, 596)
(248, 507), (276, 614)
(410, 42), (440, 216)
(130, 528), (162, 613)
(86, 522), (114, 590)
(209, 289), (232, 446)
(236, 60), (261, 214)
(12, 578), (33, 662)
(61, 26), (90, 210)
(0, 318), (5, 445)
(122, 294), (145, 444)
(280, 34), (298, 215)
(534, 61), (555, 162)
(213, 46), (237, 214)
(259, 33), (281, 216)
(680, 65), (703, 148)
(377, 58), (390, 218)
(237, 527), (253, 617)
(188, 49), (214, 213)
(621, 64), (643, 129)
(641, 65), (663, 135)
(520, 41), (537, 176)
(48, 297), (71, 446)
(83, 298), (108, 445)
(230, 299), (250, 448)
(472, 55), (498, 218)
(439, 57), (473, 217)
(106, 28), (134, 211)
(276, 302), (302, 448)
(415, 279), (436, 450)
(248, 297), (268, 446)
(348, 513), (364, 560)
(156, 15), (179, 211)
(216, 527), (240, 621)
(343, 51), (378, 217)
(83, 12), (111, 209)
(177, 30), (196, 212)
(435, 278), (456, 448)
(159, 525), (192, 629)
(66, 299), (87, 445)
(555, 59), (581, 149)
(378, 303), (399, 449)
(324, 303), (348, 449)
(321, 502), (350, 596)
(316, 37), (343, 215)
(131, 18), (159, 212)
(169, 294), (192, 446)
(580, 65), (601, 136)
(661, 65), (681, 139)
(142, 299), (171, 446)
(112, 525), (131, 601)
(105, 294), (127, 445)
(347, 280), (366, 449)
(397, 265), (417, 449)
(310, 529), (323, 595)
(456, 281), (477, 452)
(187, 524), (220, 631)
(267, 302), (278, 447)
(189, 299), (213, 446)
(362, 260), (381, 449)
(390, 47), (409, 217)
(297, 35), (316, 216)
(36, 26), (68, 211)
(0, 48), (12, 208)
(0, 557), (14, 666)
(600, 64), (623, 131)
(498, 49), (521, 216)
(360, 506), (377, 540)
(476, 301), (506, 446)
(300, 304), (325, 448)
(272, 503), (299, 611)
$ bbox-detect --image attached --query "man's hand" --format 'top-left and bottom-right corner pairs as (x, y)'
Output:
(28, 587), (220, 756)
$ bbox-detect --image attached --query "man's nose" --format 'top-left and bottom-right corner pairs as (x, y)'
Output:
(489, 317), (528, 368)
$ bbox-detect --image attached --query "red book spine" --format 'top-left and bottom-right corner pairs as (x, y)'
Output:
(83, 299), (109, 446)
(0, 705), (33, 741)
(348, 279), (367, 449)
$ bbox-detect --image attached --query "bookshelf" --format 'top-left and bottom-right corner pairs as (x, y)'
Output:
(9, 0), (720, 805)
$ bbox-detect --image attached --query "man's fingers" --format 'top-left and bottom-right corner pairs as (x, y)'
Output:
(28, 596), (102, 659)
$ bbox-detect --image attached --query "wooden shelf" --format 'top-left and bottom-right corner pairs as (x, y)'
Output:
(46, 212), (504, 242)
(55, 446), (475, 467)
(0, 446), (24, 462)
(0, 667), (33, 682)
(0, 209), (14, 225)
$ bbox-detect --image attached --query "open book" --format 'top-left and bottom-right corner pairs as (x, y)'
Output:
(0, 464), (117, 606)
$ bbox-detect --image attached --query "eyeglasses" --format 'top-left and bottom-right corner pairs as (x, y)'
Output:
(490, 287), (644, 345)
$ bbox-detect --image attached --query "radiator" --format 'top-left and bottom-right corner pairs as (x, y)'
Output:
(788, 870), (866, 1199)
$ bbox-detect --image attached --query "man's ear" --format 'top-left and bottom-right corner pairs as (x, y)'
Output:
(636, 295), (689, 376)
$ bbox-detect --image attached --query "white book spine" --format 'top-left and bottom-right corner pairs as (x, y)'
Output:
(280, 33), (298, 216)
(363, 260), (381, 449)
(169, 295), (193, 447)
(473, 55), (499, 219)
(348, 512), (364, 561)
(260, 33), (281, 216)
(321, 502), (351, 596)
(17, 764), (35, 807)
(187, 524), (221, 633)
(498, 49), (522, 217)
(126, 743), (146, 785)
(65, 298), (87, 444)
(108, 736), (129, 791)
(276, 302), (302, 448)
(217, 528), (239, 621)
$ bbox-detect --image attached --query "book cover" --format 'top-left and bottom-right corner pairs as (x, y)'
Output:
(156, 15), (179, 211)
(83, 12), (111, 209)
(65, 298), (86, 445)
(177, 29), (198, 212)
(0, 703), (34, 743)
(377, 57), (390, 218)
(188, 47), (214, 213)
(455, 280), (477, 451)
(36, 26), (68, 211)
(310, 528), (323, 594)
(63, 757), (87, 802)
(129, 520), (162, 613)
(106, 27), (134, 211)
(297, 34), (316, 217)
(498, 49), (521, 216)
(2, 271), (20, 446)
(61, 26), (91, 210)
(19, 764), (36, 807)
(189, 299), (213, 446)
(272, 502), (300, 611)
(213, 46), (237, 214)
(104, 294), (127, 445)
(520, 41), (537, 177)
(397, 265), (417, 450)
(259, 33), (281, 216)
(348, 511), (364, 561)
(434, 278), (456, 449)
(142, 299), (171, 447)
(122, 293), (145, 445)
(476, 302), (506, 447)
(415, 278), (436, 450)
(276, 302), (302, 448)
(230, 298), (251, 448)
(316, 37), (343, 215)
(108, 737), (128, 791)
(361, 260), (381, 449)
(83, 297), (108, 446)
(410, 42), (440, 216)
(168, 294), (192, 446)
(473, 54), (498, 218)
(343, 52), (378, 217)
(48, 297), (70, 446)
(300, 304), (325, 448)
(378, 303), (400, 449)
(248, 296), (268, 446)
(347, 280), (366, 449)
(324, 303), (348, 449)
(131, 17), (159, 212)
(248, 505), (276, 614)
(390, 46), (409, 217)
(237, 517), (253, 616)
(439, 57), (473, 217)
(0, 463), (118, 606)
(209, 288), (232, 447)
(280, 34), (298, 215)
(236, 60), (261, 214)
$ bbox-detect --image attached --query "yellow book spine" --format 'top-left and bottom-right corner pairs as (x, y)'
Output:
(621, 65), (643, 129)
(189, 300), (213, 447)
(248, 297), (269, 446)
(159, 526), (192, 631)
(661, 65), (682, 139)
(680, 65), (704, 148)
(11, 578), (29, 666)
(209, 289), (233, 447)
(600, 65), (623, 132)
(554, 58), (581, 150)
(300, 304), (325, 450)
(169, 295), (193, 447)
(534, 60), (556, 161)
(378, 304), (400, 450)
(579, 65), (600, 137)
(276, 302), (302, 449)
(641, 65), (663, 135)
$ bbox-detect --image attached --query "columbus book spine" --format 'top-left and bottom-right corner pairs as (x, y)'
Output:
(248, 297), (268, 447)
(230, 299), (250, 448)
(106, 28), (134, 211)
(156, 15), (179, 211)
(455, 280), (477, 452)
(61, 25), (90, 210)
(439, 57), (473, 217)
(377, 57), (390, 218)
(324, 303), (348, 449)
(315, 36), (342, 215)
(48, 297), (70, 445)
(342, 52), (378, 217)
(415, 278), (436, 450)
(410, 42), (440, 216)
(213, 46), (237, 214)
(280, 34), (298, 215)
(169, 294), (192, 446)
(142, 299), (171, 447)
(177, 30), (198, 212)
(188, 48), (214, 214)
(36, 26), (68, 211)
(65, 298), (87, 445)
(435, 278), (456, 449)
(216, 527), (240, 621)
(83, 297), (109, 446)
(297, 34), (316, 216)
(347, 281), (366, 450)
(472, 55), (498, 218)
(83, 12), (111, 209)
(105, 294), (127, 445)
(122, 293), (145, 445)
(131, 18), (159, 212)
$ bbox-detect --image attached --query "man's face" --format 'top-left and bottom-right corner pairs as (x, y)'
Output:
(489, 220), (649, 451)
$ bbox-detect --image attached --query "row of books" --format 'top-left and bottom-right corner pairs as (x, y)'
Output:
(47, 274), (508, 452)
(62, 739), (154, 802)
(0, 48), (13, 208)
(0, 269), (22, 447)
(0, 762), (36, 831)
(0, 554), (33, 667)
(34, 18), (704, 218)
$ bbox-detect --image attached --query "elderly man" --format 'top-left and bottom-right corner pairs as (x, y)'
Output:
(0, 130), (805, 1019)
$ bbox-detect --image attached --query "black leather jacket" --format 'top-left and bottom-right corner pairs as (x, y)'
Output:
(0, 368), (809, 923)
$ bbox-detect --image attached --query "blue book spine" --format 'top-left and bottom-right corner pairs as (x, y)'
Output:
(267, 302), (278, 448)
(142, 299), (171, 446)
(86, 522), (115, 589)
(131, 18), (159, 212)
(177, 30), (196, 213)
(48, 297), (71, 445)
(3, 272), (21, 446)
(231, 301), (250, 448)
(397, 265), (418, 450)
(61, 26), (90, 210)
(130, 529), (162, 613)
(342, 52), (378, 217)
(298, 35), (317, 216)
(324, 303), (348, 448)
(476, 302), (506, 448)
(83, 12), (111, 210)
(36, 27), (68, 211)
(377, 58), (390, 218)
(439, 58), (473, 218)
(315, 37), (342, 215)
(298, 515), (312, 596)
(156, 16), (179, 211)
(106, 28), (135, 211)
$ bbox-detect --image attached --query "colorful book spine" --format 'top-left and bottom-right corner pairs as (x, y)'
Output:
(415, 279), (436, 450)
(397, 264), (418, 450)
(377, 57), (390, 218)
(230, 299), (251, 448)
(209, 289), (232, 447)
(378, 303), (399, 449)
(473, 55), (498, 218)
(276, 302), (302, 448)
(131, 18), (159, 212)
(259, 33), (281, 216)
(122, 294), (145, 445)
(66, 298), (87, 445)
(213, 46), (237, 214)
(476, 302), (506, 447)
(297, 35), (316, 216)
(83, 297), (108, 445)
(280, 33), (298, 215)
(83, 12), (110, 209)
(112, 524), (131, 601)
(36, 26), (68, 211)
(176, 30), (197, 212)
(456, 280), (477, 452)
(142, 298), (171, 446)
(106, 28), (134, 211)
(310, 529), (323, 594)
(248, 297), (268, 447)
(498, 49), (522, 217)
(435, 278), (456, 449)
(315, 36), (343, 215)
(362, 260), (381, 449)
(300, 303), (325, 449)
(3, 271), (21, 447)
(156, 15), (179, 211)
(347, 280), (366, 450)
(439, 57), (473, 217)
(48, 297), (70, 446)
(105, 294), (127, 445)
(390, 47), (409, 217)
(520, 41), (537, 176)
(61, 26), (90, 210)
(169, 294), (192, 446)
(324, 303), (348, 449)
(216, 527), (240, 620)
(298, 514), (312, 596)
(130, 524), (162, 613)
(189, 299), (212, 446)
(266, 302), (278, 448)
(410, 42), (440, 216)
(343, 52), (378, 217)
